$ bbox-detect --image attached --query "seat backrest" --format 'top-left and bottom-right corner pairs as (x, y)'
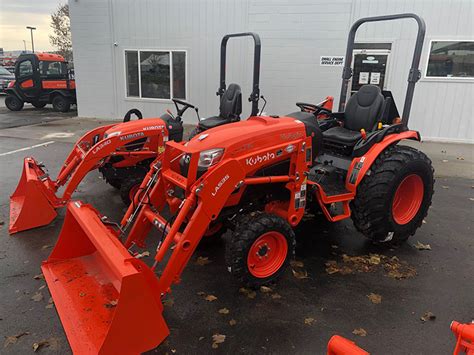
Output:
(219, 83), (242, 120)
(344, 85), (384, 131)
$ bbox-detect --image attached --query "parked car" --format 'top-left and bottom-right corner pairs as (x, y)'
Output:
(0, 66), (15, 93)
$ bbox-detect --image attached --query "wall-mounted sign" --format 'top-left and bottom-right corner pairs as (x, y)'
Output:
(320, 56), (344, 66)
(370, 72), (381, 85)
(359, 72), (369, 84)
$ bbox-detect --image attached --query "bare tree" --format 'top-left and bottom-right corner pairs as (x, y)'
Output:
(49, 3), (73, 63)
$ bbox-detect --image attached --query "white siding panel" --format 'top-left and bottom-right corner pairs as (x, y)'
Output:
(70, 0), (473, 142)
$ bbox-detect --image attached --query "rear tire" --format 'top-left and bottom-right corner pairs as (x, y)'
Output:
(5, 95), (24, 111)
(52, 95), (71, 112)
(351, 145), (434, 245)
(120, 175), (144, 206)
(226, 212), (295, 288)
(32, 102), (47, 109)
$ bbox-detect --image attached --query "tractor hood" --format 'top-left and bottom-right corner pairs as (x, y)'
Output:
(186, 116), (307, 158)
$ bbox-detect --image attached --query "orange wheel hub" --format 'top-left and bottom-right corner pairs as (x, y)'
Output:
(247, 231), (287, 278)
(392, 174), (424, 225)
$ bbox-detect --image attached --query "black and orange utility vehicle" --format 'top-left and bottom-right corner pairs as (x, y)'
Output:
(5, 52), (76, 112)
(41, 14), (433, 354)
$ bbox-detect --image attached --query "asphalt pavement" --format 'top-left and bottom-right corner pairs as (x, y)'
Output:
(0, 103), (472, 354)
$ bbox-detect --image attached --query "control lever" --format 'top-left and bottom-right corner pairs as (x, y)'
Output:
(166, 109), (176, 120)
(258, 95), (267, 116)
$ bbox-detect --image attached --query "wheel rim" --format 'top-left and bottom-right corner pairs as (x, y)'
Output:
(392, 174), (424, 225)
(129, 184), (140, 202)
(247, 231), (287, 278)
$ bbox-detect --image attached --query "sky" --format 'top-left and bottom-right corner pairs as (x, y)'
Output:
(0, 0), (65, 52)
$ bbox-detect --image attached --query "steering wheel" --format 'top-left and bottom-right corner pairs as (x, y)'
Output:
(296, 102), (332, 116)
(123, 108), (143, 122)
(172, 98), (195, 117)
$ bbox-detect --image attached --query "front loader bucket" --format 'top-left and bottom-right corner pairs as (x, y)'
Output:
(9, 158), (59, 234)
(42, 202), (169, 354)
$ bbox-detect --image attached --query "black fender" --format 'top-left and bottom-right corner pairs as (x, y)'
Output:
(4, 87), (21, 100)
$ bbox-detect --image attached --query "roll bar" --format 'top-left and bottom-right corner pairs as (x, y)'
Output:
(338, 13), (426, 127)
(218, 32), (261, 116)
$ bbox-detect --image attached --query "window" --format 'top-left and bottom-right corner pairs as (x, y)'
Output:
(18, 60), (33, 77)
(39, 61), (67, 79)
(426, 41), (474, 79)
(125, 50), (187, 99)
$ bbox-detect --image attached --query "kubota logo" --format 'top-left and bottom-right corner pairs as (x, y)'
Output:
(91, 139), (111, 154)
(142, 125), (165, 131)
(211, 174), (229, 197)
(245, 152), (275, 166)
(120, 132), (145, 141)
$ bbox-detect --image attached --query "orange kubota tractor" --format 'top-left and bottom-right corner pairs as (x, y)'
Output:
(9, 32), (333, 235)
(41, 13), (434, 354)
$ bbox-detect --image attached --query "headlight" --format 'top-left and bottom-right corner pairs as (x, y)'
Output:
(198, 148), (224, 168)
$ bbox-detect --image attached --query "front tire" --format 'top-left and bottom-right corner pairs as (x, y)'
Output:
(351, 145), (434, 245)
(52, 95), (71, 112)
(226, 213), (295, 288)
(5, 95), (24, 111)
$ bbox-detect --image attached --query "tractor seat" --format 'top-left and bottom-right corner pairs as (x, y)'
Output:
(199, 83), (242, 130)
(322, 85), (384, 149)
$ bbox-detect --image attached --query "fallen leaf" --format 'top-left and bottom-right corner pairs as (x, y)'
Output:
(229, 319), (237, 326)
(205, 295), (217, 302)
(420, 311), (436, 322)
(239, 287), (256, 299)
(32, 340), (47, 352)
(414, 241), (431, 251)
(38, 285), (46, 291)
(368, 254), (381, 265)
(33, 274), (44, 280)
(260, 286), (272, 293)
(290, 260), (304, 268)
(4, 332), (29, 348)
(45, 297), (54, 309)
(304, 317), (315, 325)
(331, 245), (339, 249)
(163, 299), (174, 307)
(271, 293), (282, 299)
(197, 291), (206, 296)
(41, 245), (53, 250)
(199, 336), (204, 341)
(211, 333), (226, 349)
(422, 219), (427, 224)
(442, 185), (450, 189)
(352, 328), (367, 337)
(470, 198), (474, 201)
(218, 308), (229, 314)
(292, 268), (309, 279)
(367, 293), (382, 304)
(105, 299), (118, 308)
(135, 251), (150, 259)
(195, 256), (212, 266)
(31, 292), (43, 302)
(456, 156), (464, 160)
(442, 159), (448, 163)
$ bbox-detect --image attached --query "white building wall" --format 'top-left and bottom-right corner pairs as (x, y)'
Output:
(69, 0), (473, 143)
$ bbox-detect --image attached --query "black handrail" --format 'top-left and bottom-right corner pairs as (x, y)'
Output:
(338, 13), (426, 127)
(219, 32), (261, 116)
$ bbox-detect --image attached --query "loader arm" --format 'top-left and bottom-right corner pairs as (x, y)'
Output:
(55, 123), (116, 187)
(59, 127), (167, 202)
